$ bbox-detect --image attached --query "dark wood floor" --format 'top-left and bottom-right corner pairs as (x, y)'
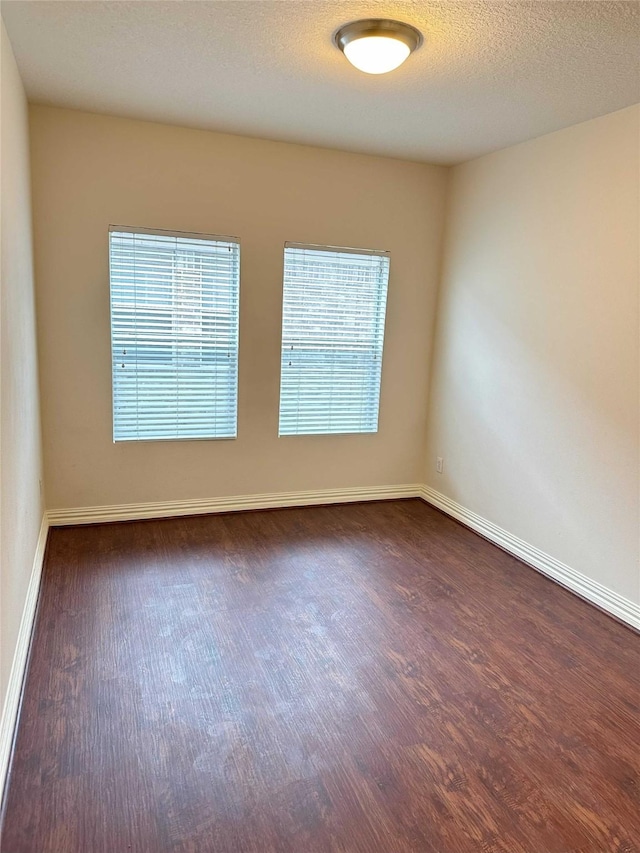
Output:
(2, 499), (639, 852)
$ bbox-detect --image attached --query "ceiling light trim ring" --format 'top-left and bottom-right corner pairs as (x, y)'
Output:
(334, 19), (423, 56)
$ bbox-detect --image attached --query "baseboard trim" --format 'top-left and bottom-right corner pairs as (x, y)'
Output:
(420, 485), (640, 632)
(47, 484), (423, 527)
(0, 514), (49, 807)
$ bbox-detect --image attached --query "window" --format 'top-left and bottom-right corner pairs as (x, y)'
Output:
(279, 243), (390, 436)
(109, 227), (240, 441)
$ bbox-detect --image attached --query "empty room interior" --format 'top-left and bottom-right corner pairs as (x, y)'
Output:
(1, 1), (639, 851)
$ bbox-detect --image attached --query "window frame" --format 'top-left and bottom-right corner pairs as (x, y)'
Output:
(278, 241), (390, 438)
(108, 224), (241, 443)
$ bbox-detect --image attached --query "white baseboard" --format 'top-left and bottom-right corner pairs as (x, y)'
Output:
(46, 483), (422, 527)
(420, 485), (640, 632)
(0, 514), (49, 802)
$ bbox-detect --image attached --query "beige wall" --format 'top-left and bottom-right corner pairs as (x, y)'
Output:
(0, 22), (44, 713)
(26, 99), (638, 610)
(29, 106), (447, 509)
(425, 105), (640, 605)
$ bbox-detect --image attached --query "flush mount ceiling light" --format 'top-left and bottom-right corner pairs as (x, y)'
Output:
(334, 19), (422, 75)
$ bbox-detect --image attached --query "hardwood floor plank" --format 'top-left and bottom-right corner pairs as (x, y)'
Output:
(2, 499), (638, 852)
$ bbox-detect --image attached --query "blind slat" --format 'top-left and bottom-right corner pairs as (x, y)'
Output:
(278, 245), (389, 436)
(110, 229), (240, 442)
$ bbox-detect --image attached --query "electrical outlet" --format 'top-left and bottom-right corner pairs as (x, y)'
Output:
(436, 456), (444, 474)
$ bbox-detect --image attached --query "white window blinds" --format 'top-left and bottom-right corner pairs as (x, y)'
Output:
(109, 227), (240, 441)
(279, 243), (390, 436)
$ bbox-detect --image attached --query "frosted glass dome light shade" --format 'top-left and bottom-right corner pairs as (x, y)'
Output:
(343, 37), (410, 75)
(334, 19), (422, 75)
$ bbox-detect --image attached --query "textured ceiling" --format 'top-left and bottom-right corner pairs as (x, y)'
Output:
(2, 0), (639, 164)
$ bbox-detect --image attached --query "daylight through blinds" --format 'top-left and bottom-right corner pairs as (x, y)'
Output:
(109, 228), (240, 441)
(279, 243), (390, 436)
